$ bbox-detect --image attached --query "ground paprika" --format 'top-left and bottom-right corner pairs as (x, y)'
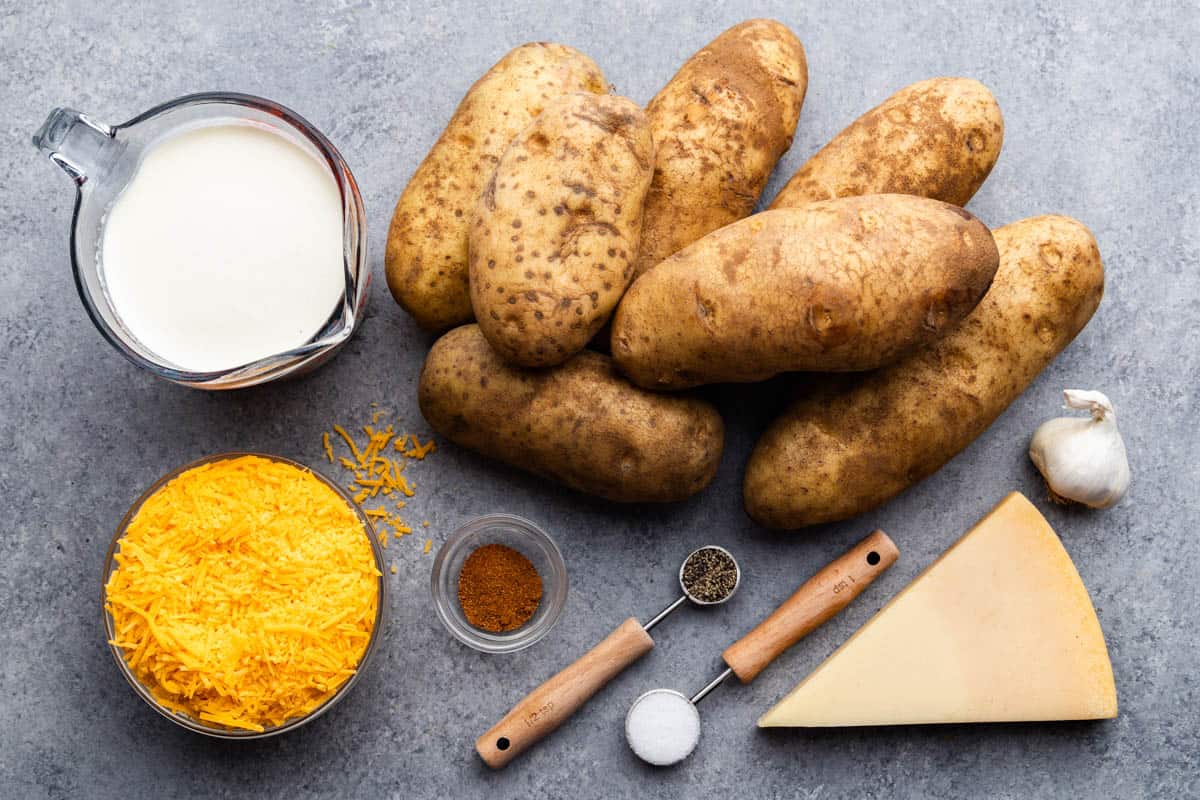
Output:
(457, 543), (543, 632)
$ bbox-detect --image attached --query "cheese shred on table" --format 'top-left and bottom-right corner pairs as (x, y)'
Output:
(323, 409), (436, 544)
(105, 455), (380, 732)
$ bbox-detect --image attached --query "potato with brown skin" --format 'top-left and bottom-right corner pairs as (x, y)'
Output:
(612, 194), (999, 390)
(469, 93), (654, 367)
(744, 215), (1105, 529)
(633, 19), (808, 278)
(770, 77), (1003, 210)
(419, 325), (724, 503)
(385, 44), (608, 332)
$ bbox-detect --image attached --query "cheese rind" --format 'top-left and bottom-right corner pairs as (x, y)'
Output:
(758, 492), (1117, 727)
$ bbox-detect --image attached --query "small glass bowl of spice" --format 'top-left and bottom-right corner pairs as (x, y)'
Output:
(431, 514), (567, 653)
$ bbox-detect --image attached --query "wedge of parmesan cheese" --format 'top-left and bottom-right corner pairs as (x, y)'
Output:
(759, 492), (1117, 727)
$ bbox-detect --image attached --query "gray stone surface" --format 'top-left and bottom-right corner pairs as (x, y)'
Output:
(1, 0), (1197, 797)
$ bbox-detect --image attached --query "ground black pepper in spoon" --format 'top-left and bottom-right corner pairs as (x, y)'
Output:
(680, 546), (739, 604)
(641, 544), (741, 629)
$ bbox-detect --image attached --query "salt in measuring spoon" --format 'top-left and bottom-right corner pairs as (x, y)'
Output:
(477, 545), (741, 768)
(626, 530), (898, 767)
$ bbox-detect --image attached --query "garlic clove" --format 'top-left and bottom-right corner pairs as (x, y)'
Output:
(1029, 390), (1130, 509)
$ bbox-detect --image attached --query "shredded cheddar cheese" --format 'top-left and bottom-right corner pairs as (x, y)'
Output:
(105, 455), (380, 732)
(397, 433), (437, 460)
(323, 407), (435, 545)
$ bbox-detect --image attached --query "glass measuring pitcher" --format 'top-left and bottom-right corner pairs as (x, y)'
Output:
(33, 93), (368, 390)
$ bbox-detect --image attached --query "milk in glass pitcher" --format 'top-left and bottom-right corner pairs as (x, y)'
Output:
(33, 93), (368, 390)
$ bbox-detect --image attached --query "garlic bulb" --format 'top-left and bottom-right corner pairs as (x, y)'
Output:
(1029, 390), (1130, 508)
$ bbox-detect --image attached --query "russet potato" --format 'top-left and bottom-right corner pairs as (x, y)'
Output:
(470, 93), (654, 367)
(633, 19), (808, 278)
(612, 194), (999, 390)
(386, 43), (608, 332)
(419, 325), (724, 503)
(744, 215), (1105, 528)
(770, 77), (1003, 209)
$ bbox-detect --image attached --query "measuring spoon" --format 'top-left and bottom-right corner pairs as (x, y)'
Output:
(477, 545), (740, 768)
(626, 530), (898, 766)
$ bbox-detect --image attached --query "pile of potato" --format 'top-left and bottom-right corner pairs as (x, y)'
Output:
(389, 20), (1105, 526)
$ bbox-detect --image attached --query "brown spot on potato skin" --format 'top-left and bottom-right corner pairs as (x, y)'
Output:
(743, 215), (1105, 529)
(469, 93), (655, 368)
(634, 19), (809, 278)
(479, 173), (498, 212)
(612, 195), (1000, 390)
(384, 43), (608, 332)
(718, 240), (751, 285)
(770, 77), (1004, 210)
(418, 325), (724, 502)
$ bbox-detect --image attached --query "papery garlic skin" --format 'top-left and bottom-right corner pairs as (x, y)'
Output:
(1029, 390), (1130, 509)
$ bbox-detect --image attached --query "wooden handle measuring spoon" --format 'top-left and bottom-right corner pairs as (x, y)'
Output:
(477, 617), (652, 768)
(477, 545), (741, 769)
(722, 529), (898, 683)
(626, 530), (899, 767)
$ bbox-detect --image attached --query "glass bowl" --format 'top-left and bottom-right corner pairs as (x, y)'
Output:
(431, 514), (567, 653)
(101, 452), (389, 739)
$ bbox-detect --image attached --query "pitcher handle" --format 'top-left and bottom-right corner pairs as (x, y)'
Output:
(33, 108), (122, 185)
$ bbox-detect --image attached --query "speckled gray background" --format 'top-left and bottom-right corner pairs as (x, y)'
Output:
(1, 1), (1197, 798)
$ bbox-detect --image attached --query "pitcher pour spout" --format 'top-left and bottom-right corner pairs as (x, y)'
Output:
(33, 108), (123, 185)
